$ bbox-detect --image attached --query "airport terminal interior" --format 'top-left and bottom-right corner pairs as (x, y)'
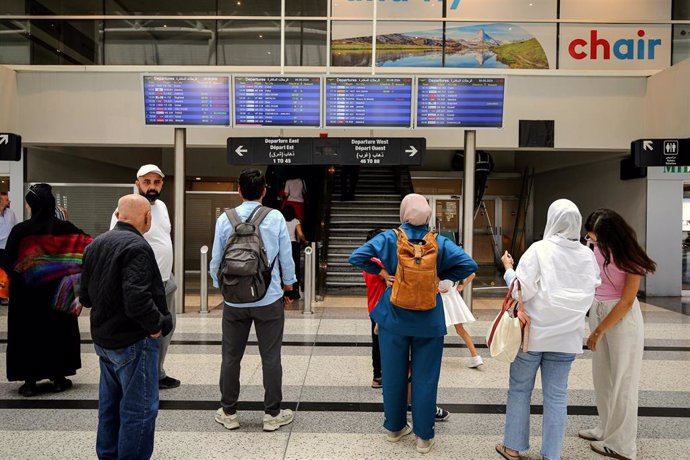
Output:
(1, 1), (689, 459)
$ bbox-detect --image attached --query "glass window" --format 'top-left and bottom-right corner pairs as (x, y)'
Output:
(105, 0), (217, 15)
(26, 20), (99, 65)
(29, 0), (102, 15)
(219, 0), (281, 16)
(285, 20), (327, 66)
(673, 0), (690, 19)
(331, 21), (372, 67)
(0, 20), (30, 64)
(104, 20), (216, 65)
(286, 0), (328, 16)
(217, 20), (280, 65)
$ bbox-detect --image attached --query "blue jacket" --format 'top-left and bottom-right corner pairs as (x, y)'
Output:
(349, 224), (478, 337)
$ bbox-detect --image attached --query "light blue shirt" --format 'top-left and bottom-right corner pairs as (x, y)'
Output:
(210, 201), (296, 308)
(0, 207), (17, 250)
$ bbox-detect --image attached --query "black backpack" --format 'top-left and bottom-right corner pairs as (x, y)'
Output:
(218, 206), (275, 304)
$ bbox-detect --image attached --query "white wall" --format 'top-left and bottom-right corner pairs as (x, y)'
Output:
(643, 59), (690, 296)
(0, 66), (17, 133)
(13, 69), (647, 151)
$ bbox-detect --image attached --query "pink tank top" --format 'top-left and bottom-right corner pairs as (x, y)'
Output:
(594, 246), (626, 301)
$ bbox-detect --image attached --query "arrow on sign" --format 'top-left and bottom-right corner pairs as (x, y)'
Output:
(0, 135), (8, 145)
(643, 140), (654, 151)
(405, 146), (418, 157)
(235, 145), (247, 157)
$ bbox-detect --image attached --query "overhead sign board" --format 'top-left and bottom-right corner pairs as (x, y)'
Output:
(227, 137), (425, 166)
(0, 133), (22, 161)
(631, 138), (690, 167)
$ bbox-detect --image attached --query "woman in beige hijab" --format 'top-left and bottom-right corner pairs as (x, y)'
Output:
(350, 193), (478, 454)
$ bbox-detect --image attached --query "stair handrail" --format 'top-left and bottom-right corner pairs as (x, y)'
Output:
(394, 166), (415, 197)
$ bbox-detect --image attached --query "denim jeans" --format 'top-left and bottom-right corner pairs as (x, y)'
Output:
(94, 337), (160, 460)
(504, 351), (576, 460)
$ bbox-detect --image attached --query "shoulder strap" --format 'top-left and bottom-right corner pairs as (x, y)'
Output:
(225, 208), (242, 230)
(249, 206), (272, 226)
(393, 227), (409, 243)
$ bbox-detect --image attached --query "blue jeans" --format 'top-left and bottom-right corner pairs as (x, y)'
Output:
(504, 351), (575, 460)
(94, 337), (160, 460)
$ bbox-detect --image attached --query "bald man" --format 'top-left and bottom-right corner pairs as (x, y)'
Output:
(81, 194), (172, 460)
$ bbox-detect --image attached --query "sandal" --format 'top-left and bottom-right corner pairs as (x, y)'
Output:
(591, 442), (631, 460)
(371, 377), (382, 389)
(496, 443), (521, 460)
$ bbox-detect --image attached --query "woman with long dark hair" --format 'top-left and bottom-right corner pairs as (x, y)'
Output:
(580, 209), (656, 460)
(2, 184), (92, 396)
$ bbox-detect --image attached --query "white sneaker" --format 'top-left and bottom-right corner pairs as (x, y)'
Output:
(386, 423), (412, 442)
(416, 436), (435, 454)
(263, 409), (294, 431)
(215, 408), (240, 430)
(578, 428), (601, 441)
(468, 355), (484, 368)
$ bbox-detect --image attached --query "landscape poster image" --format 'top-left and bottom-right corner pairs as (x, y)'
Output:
(331, 22), (554, 69)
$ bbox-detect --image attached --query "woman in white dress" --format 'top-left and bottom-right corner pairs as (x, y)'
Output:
(439, 273), (483, 368)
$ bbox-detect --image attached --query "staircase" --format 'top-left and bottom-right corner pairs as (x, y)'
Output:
(326, 167), (403, 292)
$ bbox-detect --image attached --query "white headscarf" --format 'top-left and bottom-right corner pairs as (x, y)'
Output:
(543, 199), (582, 241)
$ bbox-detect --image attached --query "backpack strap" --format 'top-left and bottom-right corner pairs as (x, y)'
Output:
(225, 208), (242, 230)
(393, 227), (409, 243)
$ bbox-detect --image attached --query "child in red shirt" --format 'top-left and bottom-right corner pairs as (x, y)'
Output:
(363, 229), (390, 388)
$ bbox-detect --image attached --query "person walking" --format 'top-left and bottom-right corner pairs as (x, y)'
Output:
(495, 199), (600, 460)
(439, 273), (483, 368)
(82, 194), (172, 460)
(282, 205), (308, 292)
(580, 209), (656, 460)
(2, 183), (92, 397)
(210, 169), (297, 432)
(110, 164), (180, 390)
(349, 193), (478, 454)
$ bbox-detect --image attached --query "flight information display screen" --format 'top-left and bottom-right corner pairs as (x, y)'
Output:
(143, 75), (230, 126)
(325, 77), (413, 128)
(416, 77), (505, 128)
(234, 76), (322, 127)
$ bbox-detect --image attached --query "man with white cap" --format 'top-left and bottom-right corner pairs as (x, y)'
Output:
(110, 164), (180, 390)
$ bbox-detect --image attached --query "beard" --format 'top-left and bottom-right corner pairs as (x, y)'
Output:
(140, 189), (160, 203)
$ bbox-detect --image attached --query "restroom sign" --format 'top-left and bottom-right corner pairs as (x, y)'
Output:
(631, 138), (690, 167)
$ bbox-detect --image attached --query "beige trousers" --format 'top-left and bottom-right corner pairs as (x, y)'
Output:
(589, 298), (644, 460)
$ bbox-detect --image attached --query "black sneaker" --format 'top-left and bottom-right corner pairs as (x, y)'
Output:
(435, 406), (450, 421)
(159, 376), (181, 389)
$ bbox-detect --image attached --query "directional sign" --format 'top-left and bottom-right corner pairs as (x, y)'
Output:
(0, 133), (21, 161)
(227, 138), (313, 165)
(227, 137), (426, 166)
(313, 138), (425, 166)
(632, 138), (690, 167)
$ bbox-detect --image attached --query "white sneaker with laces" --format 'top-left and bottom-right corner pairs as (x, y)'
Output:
(214, 408), (240, 430)
(263, 409), (294, 431)
(416, 436), (435, 454)
(468, 355), (484, 368)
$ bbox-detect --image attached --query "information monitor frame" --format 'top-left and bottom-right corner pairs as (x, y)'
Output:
(232, 75), (323, 128)
(324, 75), (415, 129)
(142, 74), (231, 128)
(414, 76), (507, 130)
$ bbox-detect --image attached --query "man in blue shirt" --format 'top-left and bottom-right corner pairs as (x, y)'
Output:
(210, 169), (297, 432)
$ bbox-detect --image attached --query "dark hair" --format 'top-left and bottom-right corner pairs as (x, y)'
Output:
(238, 169), (266, 201)
(282, 205), (296, 221)
(26, 183), (57, 221)
(366, 228), (383, 241)
(584, 208), (656, 275)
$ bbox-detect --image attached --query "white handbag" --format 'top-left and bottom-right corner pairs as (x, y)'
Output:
(486, 279), (530, 363)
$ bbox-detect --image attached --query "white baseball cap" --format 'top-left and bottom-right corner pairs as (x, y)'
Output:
(137, 164), (165, 178)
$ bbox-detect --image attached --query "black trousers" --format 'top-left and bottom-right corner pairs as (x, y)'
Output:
(220, 299), (285, 416)
(371, 318), (381, 379)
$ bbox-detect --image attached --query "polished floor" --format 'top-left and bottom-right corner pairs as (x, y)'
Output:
(1, 295), (688, 459)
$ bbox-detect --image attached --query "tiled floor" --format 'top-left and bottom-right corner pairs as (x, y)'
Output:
(1, 295), (688, 459)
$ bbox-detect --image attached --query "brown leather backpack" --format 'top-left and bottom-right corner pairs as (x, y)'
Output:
(389, 228), (439, 311)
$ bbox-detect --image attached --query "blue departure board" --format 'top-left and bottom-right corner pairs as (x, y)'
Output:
(325, 77), (413, 128)
(234, 76), (322, 127)
(143, 75), (230, 126)
(416, 77), (505, 128)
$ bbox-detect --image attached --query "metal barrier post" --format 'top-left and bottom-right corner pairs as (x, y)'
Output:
(303, 245), (314, 315)
(310, 242), (317, 304)
(200, 245), (209, 314)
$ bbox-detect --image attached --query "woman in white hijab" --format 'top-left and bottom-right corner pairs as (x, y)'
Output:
(495, 199), (600, 460)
